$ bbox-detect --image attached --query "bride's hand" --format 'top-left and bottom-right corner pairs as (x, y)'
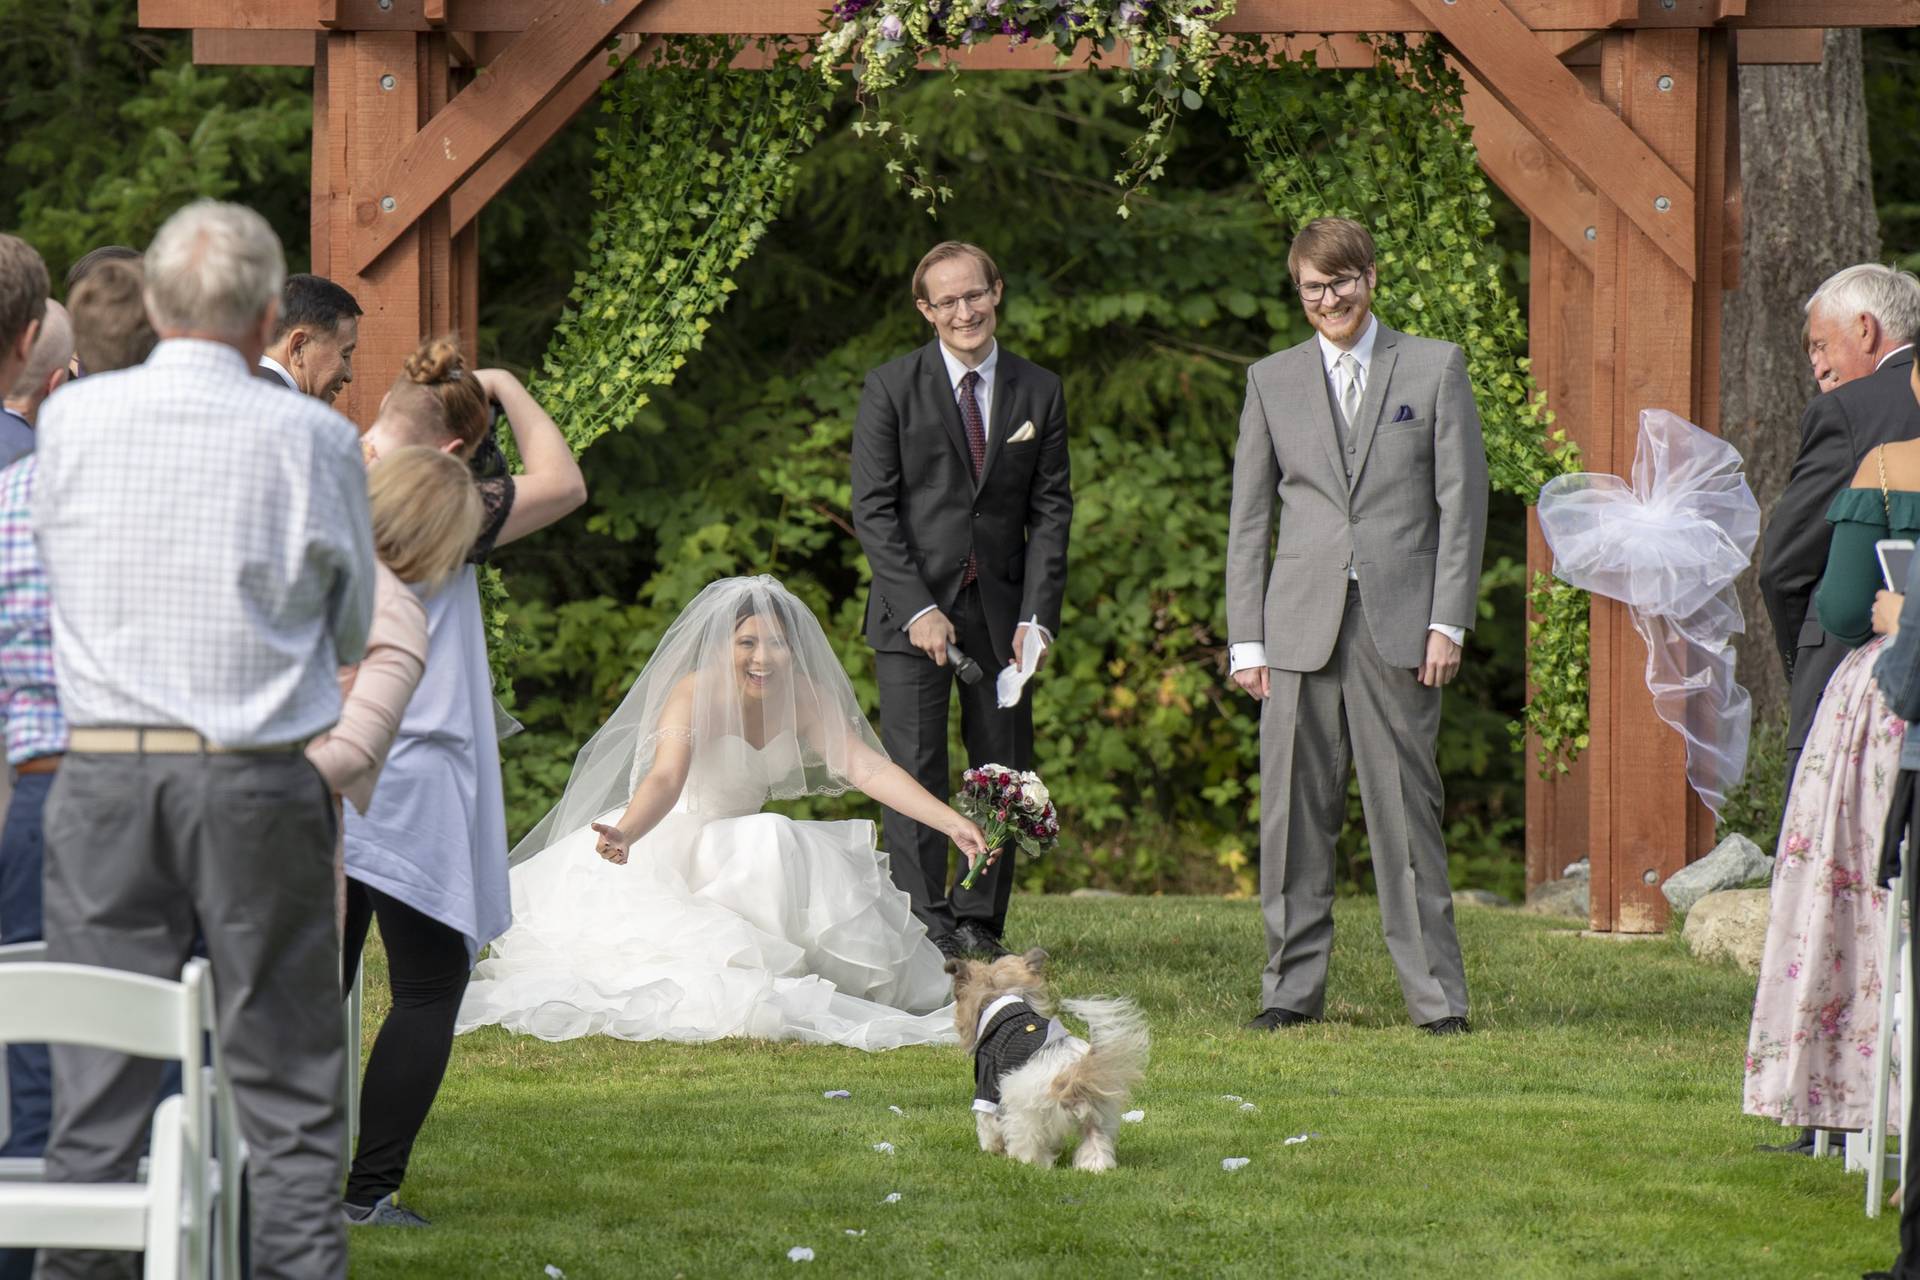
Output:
(591, 822), (633, 865)
(947, 814), (989, 868)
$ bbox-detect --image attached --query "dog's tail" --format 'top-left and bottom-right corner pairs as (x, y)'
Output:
(1051, 997), (1149, 1118)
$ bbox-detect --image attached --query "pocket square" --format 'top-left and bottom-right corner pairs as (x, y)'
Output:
(1392, 404), (1416, 423)
(1007, 420), (1037, 444)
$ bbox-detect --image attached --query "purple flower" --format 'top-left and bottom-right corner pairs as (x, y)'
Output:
(832, 0), (874, 17)
(1117, 1), (1147, 24)
(879, 13), (905, 40)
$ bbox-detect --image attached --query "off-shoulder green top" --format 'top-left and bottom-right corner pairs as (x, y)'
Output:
(1816, 486), (1920, 646)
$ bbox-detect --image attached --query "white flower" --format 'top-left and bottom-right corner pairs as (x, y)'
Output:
(1023, 776), (1050, 809)
(883, 1192), (903, 1203)
(788, 1247), (815, 1262)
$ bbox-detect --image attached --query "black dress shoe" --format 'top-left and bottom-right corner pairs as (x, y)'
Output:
(1245, 1007), (1321, 1031)
(1420, 1016), (1471, 1036)
(932, 931), (969, 961)
(1756, 1127), (1818, 1155)
(954, 922), (1011, 959)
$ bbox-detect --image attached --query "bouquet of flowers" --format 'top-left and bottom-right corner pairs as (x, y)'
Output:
(955, 764), (1060, 890)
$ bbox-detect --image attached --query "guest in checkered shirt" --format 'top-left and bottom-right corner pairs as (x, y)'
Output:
(31, 201), (375, 1280)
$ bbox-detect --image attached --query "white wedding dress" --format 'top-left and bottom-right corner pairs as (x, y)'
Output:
(456, 731), (958, 1049)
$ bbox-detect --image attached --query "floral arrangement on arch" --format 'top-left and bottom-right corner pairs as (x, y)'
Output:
(815, 0), (1239, 214)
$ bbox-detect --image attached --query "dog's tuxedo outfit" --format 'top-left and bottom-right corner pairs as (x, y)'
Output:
(972, 995), (1067, 1115)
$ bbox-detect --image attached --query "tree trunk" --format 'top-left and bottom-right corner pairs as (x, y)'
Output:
(1721, 29), (1880, 736)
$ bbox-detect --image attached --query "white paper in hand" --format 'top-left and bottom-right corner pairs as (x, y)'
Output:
(996, 616), (1047, 709)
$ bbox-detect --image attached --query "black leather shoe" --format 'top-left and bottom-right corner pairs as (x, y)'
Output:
(1420, 1016), (1471, 1036)
(932, 931), (969, 961)
(1245, 1007), (1320, 1031)
(955, 922), (1012, 959)
(1756, 1127), (1819, 1155)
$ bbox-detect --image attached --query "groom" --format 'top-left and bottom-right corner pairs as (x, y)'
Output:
(852, 241), (1073, 960)
(1225, 217), (1488, 1035)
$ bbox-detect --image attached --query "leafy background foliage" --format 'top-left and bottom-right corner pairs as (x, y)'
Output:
(4, 8), (1916, 901)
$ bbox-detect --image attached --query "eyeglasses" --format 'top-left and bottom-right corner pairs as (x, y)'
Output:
(925, 288), (996, 316)
(1296, 275), (1366, 304)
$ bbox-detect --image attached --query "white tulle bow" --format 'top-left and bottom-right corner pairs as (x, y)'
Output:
(1537, 410), (1761, 814)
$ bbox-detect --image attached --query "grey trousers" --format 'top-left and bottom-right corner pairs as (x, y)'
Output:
(1258, 585), (1468, 1026)
(35, 752), (346, 1280)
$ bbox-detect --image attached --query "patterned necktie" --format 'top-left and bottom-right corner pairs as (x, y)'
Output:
(959, 370), (986, 586)
(1337, 352), (1363, 434)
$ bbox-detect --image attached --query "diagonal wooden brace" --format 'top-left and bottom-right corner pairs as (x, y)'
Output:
(1409, 0), (1697, 279)
(1460, 70), (1596, 273)
(347, 0), (649, 273)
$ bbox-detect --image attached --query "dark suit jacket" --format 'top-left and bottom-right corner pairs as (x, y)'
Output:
(851, 341), (1072, 665)
(1759, 346), (1920, 752)
(254, 359), (296, 390)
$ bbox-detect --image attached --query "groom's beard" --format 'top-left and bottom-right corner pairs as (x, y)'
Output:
(1310, 300), (1370, 346)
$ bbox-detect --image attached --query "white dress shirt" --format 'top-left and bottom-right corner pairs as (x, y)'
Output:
(35, 339), (376, 747)
(1229, 316), (1464, 676)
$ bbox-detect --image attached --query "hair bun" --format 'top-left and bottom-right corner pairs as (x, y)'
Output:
(403, 337), (465, 385)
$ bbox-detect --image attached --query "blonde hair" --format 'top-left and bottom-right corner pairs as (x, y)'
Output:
(368, 446), (484, 588)
(912, 241), (1002, 303)
(379, 336), (491, 455)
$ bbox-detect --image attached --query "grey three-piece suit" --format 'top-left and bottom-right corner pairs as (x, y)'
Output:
(1226, 321), (1489, 1024)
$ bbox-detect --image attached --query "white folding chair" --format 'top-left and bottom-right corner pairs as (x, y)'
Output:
(0, 958), (216, 1276)
(1869, 875), (1909, 1217)
(345, 957), (363, 1161)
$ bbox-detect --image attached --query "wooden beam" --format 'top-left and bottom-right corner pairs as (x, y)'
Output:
(449, 35), (645, 235)
(347, 0), (649, 274)
(1735, 27), (1826, 62)
(1461, 72), (1596, 272)
(1410, 0), (1696, 280)
(192, 28), (315, 64)
(145, 0), (1920, 34)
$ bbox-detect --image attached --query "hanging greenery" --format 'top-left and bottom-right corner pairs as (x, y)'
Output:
(814, 0), (1237, 215)
(1218, 34), (1588, 774)
(487, 37), (827, 687)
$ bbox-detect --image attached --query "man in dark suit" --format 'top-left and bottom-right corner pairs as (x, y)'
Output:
(852, 242), (1072, 959)
(1761, 263), (1920, 788)
(256, 272), (361, 402)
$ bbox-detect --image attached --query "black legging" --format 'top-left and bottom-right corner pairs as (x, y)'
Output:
(340, 879), (470, 1208)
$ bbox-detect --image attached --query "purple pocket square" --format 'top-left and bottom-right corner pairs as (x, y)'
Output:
(1392, 404), (1416, 423)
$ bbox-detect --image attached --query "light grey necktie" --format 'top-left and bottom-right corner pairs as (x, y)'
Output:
(1337, 352), (1363, 434)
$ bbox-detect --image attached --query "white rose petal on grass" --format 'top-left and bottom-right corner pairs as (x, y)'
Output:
(872, 1142), (896, 1154)
(788, 1247), (815, 1263)
(545, 1268), (566, 1280)
(822, 1090), (851, 1099)
(883, 1192), (903, 1204)
(1221, 1157), (1251, 1172)
(1238, 1103), (1257, 1113)
(845, 1229), (867, 1237)
(1284, 1132), (1321, 1146)
(1121, 1109), (1145, 1123)
(1220, 1094), (1243, 1103)
(888, 1105), (905, 1116)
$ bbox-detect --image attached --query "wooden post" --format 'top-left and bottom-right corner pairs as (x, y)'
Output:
(1583, 28), (1718, 933)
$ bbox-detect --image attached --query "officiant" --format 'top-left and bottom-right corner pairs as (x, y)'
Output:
(850, 241), (1073, 961)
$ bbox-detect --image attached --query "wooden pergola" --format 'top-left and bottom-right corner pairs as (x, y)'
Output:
(144, 0), (1920, 931)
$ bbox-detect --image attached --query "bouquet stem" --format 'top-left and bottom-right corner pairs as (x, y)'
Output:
(959, 833), (1009, 891)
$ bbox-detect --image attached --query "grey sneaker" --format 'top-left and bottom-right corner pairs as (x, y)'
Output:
(342, 1193), (431, 1227)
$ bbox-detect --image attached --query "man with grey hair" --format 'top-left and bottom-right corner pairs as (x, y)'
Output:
(33, 200), (373, 1278)
(1762, 262), (1920, 791)
(0, 300), (70, 454)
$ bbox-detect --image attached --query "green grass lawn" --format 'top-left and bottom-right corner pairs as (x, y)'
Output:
(348, 897), (1897, 1278)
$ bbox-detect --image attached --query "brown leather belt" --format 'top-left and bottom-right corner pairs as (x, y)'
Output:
(68, 728), (302, 756)
(14, 754), (61, 776)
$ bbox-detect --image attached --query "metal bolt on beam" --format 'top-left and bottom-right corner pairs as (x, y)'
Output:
(1654, 197), (1672, 213)
(377, 0), (392, 8)
(1642, 869), (1659, 885)
(1584, 227), (1597, 241)
(379, 74), (396, 91)
(1657, 75), (1674, 92)
(380, 196), (396, 213)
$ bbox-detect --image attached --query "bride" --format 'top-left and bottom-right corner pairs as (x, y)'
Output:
(457, 576), (990, 1050)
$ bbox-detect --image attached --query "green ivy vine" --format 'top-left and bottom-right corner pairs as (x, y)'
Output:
(1218, 34), (1588, 774)
(486, 37), (826, 688)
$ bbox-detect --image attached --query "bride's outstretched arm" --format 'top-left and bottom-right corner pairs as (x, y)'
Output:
(592, 684), (696, 865)
(842, 737), (990, 868)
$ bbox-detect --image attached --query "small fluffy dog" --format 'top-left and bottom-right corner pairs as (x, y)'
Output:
(946, 949), (1148, 1172)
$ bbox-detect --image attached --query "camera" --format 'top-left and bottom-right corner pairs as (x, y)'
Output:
(946, 642), (985, 686)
